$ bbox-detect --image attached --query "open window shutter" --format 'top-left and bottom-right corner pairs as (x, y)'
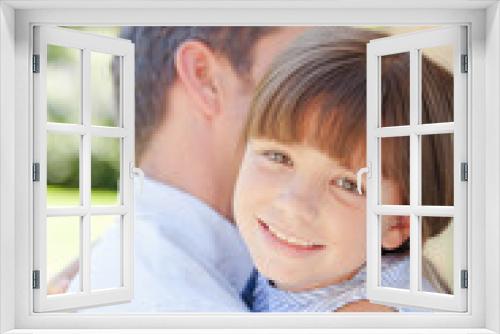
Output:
(33, 26), (135, 312)
(365, 26), (467, 311)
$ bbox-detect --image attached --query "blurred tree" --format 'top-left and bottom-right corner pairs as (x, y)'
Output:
(47, 27), (121, 190)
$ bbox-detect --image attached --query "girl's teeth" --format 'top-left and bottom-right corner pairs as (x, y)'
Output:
(267, 224), (315, 247)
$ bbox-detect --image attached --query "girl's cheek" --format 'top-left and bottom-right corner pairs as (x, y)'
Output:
(245, 156), (290, 189)
(235, 160), (274, 210)
(325, 205), (366, 242)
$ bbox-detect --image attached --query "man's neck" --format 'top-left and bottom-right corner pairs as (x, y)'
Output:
(139, 120), (234, 221)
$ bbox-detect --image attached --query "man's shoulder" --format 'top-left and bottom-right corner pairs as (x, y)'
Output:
(73, 220), (250, 312)
(76, 179), (254, 312)
(81, 209), (252, 312)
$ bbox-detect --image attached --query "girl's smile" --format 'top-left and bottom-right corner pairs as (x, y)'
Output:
(257, 217), (326, 256)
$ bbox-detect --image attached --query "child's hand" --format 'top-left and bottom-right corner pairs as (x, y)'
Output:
(335, 299), (396, 312)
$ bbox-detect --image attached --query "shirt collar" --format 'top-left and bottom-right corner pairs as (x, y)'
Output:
(135, 176), (229, 223)
(253, 265), (367, 312)
(252, 255), (411, 312)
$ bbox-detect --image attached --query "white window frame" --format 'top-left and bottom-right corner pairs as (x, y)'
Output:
(32, 26), (135, 312)
(365, 26), (468, 312)
(0, 1), (499, 333)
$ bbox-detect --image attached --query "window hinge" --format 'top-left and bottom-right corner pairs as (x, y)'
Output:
(461, 54), (468, 73)
(461, 270), (468, 289)
(32, 163), (40, 182)
(461, 162), (468, 182)
(32, 54), (40, 73)
(32, 270), (40, 289)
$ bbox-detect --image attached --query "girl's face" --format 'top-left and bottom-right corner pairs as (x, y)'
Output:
(233, 138), (401, 292)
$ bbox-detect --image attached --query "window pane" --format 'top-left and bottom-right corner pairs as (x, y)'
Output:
(47, 216), (81, 295)
(422, 217), (453, 294)
(91, 215), (122, 290)
(91, 52), (121, 127)
(91, 137), (120, 206)
(420, 45), (454, 124)
(47, 45), (81, 124)
(380, 52), (410, 127)
(47, 132), (80, 207)
(421, 134), (454, 206)
(379, 215), (410, 290)
(380, 136), (409, 205)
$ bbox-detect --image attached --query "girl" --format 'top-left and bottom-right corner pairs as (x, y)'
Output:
(233, 27), (453, 312)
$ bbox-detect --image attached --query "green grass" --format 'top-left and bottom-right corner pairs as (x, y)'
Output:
(46, 186), (121, 282)
(47, 185), (119, 207)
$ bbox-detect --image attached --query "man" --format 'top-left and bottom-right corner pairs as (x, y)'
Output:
(66, 26), (306, 312)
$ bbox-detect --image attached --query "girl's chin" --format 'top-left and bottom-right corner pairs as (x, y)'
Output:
(253, 257), (313, 291)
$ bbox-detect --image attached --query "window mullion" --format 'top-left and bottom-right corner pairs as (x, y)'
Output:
(453, 26), (468, 303)
(374, 205), (455, 216)
(409, 48), (420, 293)
(46, 123), (127, 138)
(34, 26), (49, 303)
(81, 48), (91, 294)
(375, 122), (454, 137)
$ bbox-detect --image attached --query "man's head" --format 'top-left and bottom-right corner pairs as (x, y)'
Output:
(120, 27), (296, 161)
(120, 26), (306, 218)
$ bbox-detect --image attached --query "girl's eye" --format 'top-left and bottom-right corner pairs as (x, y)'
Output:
(262, 150), (293, 167)
(331, 177), (359, 194)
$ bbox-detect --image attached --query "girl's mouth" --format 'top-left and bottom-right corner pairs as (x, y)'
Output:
(257, 218), (325, 252)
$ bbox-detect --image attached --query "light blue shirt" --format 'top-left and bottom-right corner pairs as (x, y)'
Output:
(252, 255), (437, 312)
(68, 176), (254, 312)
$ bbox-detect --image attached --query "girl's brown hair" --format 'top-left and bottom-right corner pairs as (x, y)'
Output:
(243, 27), (453, 243)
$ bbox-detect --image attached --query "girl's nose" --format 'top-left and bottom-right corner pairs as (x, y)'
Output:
(273, 178), (320, 225)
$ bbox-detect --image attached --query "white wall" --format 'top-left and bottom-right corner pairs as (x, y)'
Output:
(485, 2), (500, 333)
(0, 2), (16, 334)
(1, 2), (498, 332)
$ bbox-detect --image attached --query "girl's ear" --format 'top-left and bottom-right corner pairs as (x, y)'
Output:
(381, 216), (410, 250)
(174, 40), (221, 119)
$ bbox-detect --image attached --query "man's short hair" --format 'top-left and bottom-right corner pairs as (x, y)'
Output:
(116, 27), (279, 161)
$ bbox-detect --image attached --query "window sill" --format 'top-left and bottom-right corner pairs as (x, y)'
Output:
(4, 329), (498, 334)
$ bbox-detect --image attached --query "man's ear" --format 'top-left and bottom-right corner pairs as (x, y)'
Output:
(174, 40), (221, 119)
(381, 216), (410, 250)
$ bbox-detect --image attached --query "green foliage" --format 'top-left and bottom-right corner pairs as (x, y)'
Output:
(47, 27), (121, 190)
(47, 44), (75, 64)
(91, 154), (120, 190)
(46, 186), (120, 280)
(47, 185), (119, 205)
